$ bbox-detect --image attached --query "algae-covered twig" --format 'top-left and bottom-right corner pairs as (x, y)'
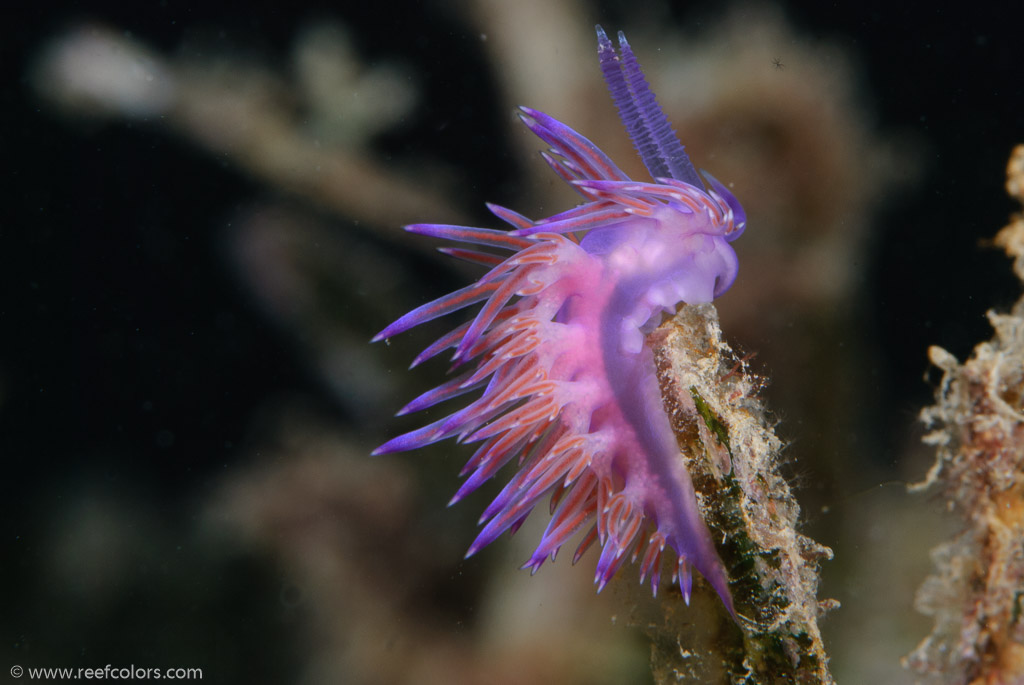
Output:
(648, 304), (837, 684)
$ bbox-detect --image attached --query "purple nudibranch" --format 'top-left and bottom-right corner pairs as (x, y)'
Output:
(374, 26), (744, 615)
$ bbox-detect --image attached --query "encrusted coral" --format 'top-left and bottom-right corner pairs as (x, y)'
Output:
(645, 304), (836, 684)
(904, 145), (1024, 684)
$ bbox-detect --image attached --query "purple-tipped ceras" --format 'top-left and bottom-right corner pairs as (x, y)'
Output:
(373, 26), (745, 615)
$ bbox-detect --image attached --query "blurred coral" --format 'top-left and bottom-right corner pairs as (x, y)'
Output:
(205, 410), (646, 685)
(222, 205), (415, 423)
(30, 24), (176, 118)
(30, 22), (462, 248)
(292, 21), (416, 146)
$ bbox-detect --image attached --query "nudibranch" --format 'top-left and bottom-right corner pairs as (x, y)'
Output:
(373, 26), (745, 614)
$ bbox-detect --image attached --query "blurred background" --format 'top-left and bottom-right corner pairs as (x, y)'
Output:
(3, 1), (1021, 682)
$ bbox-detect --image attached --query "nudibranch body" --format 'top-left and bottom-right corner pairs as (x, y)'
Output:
(374, 26), (744, 614)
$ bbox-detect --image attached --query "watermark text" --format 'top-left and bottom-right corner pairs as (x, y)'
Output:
(10, 664), (202, 680)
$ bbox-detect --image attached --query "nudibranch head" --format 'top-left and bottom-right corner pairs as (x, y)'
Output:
(373, 26), (744, 615)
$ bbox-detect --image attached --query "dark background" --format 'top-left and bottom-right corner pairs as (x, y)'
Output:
(3, 1), (1022, 682)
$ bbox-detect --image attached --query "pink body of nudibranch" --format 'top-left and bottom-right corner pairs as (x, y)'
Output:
(374, 26), (745, 614)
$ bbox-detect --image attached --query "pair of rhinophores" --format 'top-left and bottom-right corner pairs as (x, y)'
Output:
(373, 25), (745, 615)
